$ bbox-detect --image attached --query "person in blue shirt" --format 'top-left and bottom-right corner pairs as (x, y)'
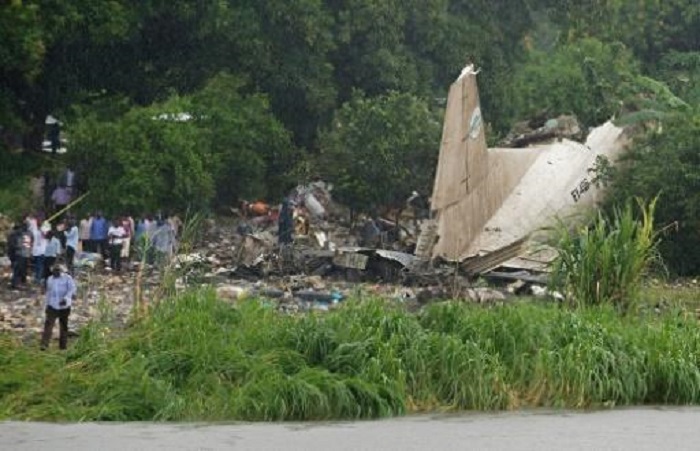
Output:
(89, 211), (109, 258)
(41, 264), (77, 350)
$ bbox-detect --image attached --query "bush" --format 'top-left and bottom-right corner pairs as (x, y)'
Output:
(549, 198), (660, 311)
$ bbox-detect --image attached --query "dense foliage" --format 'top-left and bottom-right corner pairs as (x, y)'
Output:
(1, 0), (699, 269)
(3, 292), (700, 420)
(318, 91), (441, 212)
(67, 74), (298, 214)
(608, 113), (700, 275)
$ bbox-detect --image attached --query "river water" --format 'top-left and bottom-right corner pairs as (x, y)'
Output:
(3, 408), (700, 450)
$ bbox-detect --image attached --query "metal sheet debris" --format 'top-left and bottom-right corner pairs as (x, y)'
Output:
(333, 252), (369, 270)
(430, 64), (628, 268)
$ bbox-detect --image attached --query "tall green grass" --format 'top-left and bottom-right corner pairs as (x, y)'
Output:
(2, 293), (700, 421)
(550, 198), (660, 311)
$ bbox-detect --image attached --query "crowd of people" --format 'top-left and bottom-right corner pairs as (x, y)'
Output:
(6, 210), (182, 290)
(5, 209), (181, 350)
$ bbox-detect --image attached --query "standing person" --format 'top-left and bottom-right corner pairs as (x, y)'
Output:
(6, 223), (21, 289)
(79, 213), (92, 252)
(42, 172), (52, 212)
(25, 212), (38, 233)
(168, 213), (182, 239)
(46, 115), (61, 154)
(63, 166), (76, 198)
(55, 218), (67, 250)
(107, 219), (126, 271)
(120, 214), (134, 265)
(152, 219), (174, 265)
(50, 185), (71, 218)
(359, 216), (381, 248)
(278, 198), (294, 245)
(134, 216), (147, 261)
(43, 230), (62, 282)
(90, 211), (108, 258)
(13, 223), (33, 288)
(144, 215), (157, 264)
(31, 223), (47, 285)
(40, 264), (76, 350)
(64, 219), (79, 273)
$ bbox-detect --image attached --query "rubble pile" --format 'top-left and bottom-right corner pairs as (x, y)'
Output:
(500, 114), (583, 148)
(1, 181), (556, 341)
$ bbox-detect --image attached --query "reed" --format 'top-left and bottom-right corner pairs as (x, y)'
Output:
(2, 291), (700, 421)
(550, 198), (660, 311)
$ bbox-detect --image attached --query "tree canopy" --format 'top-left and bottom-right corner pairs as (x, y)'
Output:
(318, 91), (441, 213)
(1, 0), (700, 270)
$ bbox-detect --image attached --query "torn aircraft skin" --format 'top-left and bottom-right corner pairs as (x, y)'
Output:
(430, 65), (628, 267)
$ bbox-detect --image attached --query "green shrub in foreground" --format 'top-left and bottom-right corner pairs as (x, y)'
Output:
(550, 198), (660, 311)
(2, 292), (700, 421)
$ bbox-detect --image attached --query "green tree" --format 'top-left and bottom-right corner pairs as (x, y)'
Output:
(608, 111), (700, 275)
(504, 37), (690, 130)
(657, 51), (700, 106)
(549, 0), (700, 66)
(507, 38), (643, 126)
(67, 96), (213, 215)
(0, 1), (44, 138)
(318, 91), (440, 213)
(191, 73), (300, 206)
(66, 73), (298, 214)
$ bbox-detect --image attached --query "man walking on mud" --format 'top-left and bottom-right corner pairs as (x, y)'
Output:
(40, 264), (77, 350)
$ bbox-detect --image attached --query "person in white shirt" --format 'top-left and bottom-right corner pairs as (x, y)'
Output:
(25, 213), (38, 233)
(40, 264), (77, 350)
(43, 230), (62, 282)
(65, 219), (79, 273)
(107, 219), (126, 271)
(120, 215), (134, 262)
(31, 224), (47, 284)
(78, 214), (92, 252)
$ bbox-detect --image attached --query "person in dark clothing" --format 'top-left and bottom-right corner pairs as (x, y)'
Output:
(359, 217), (381, 248)
(407, 190), (430, 220)
(7, 224), (20, 288)
(47, 120), (61, 154)
(6, 224), (19, 260)
(18, 225), (32, 285)
(8, 223), (32, 289)
(278, 198), (294, 245)
(42, 172), (53, 212)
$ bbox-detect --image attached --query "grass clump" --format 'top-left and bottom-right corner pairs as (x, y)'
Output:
(550, 198), (660, 311)
(2, 292), (700, 421)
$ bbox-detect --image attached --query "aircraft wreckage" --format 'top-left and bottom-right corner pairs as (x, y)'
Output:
(424, 65), (628, 273)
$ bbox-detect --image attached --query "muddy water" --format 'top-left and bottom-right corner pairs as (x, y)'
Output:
(2, 408), (700, 450)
